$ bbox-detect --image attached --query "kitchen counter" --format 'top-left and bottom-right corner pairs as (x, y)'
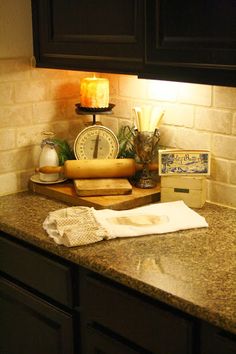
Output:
(0, 191), (235, 335)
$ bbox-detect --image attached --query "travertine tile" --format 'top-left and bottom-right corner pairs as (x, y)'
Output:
(0, 60), (235, 208)
(14, 80), (48, 103)
(210, 158), (229, 183)
(32, 100), (66, 123)
(147, 80), (178, 102)
(0, 147), (40, 173)
(175, 127), (211, 150)
(101, 73), (119, 97)
(19, 169), (36, 191)
(0, 58), (30, 82)
(229, 162), (236, 185)
(119, 75), (147, 99)
(118, 118), (133, 130)
(67, 119), (84, 141)
(65, 98), (83, 119)
(177, 82), (212, 106)
(100, 116), (119, 135)
(66, 70), (94, 78)
(164, 103), (194, 127)
(111, 97), (132, 119)
(30, 67), (68, 80)
(51, 120), (70, 140)
(0, 128), (16, 150)
(0, 170), (34, 196)
(49, 79), (80, 100)
(17, 125), (50, 148)
(0, 83), (14, 105)
(233, 113), (236, 135)
(159, 125), (177, 148)
(213, 86), (236, 109)
(212, 134), (236, 160)
(0, 172), (18, 195)
(195, 107), (232, 134)
(208, 180), (236, 208)
(0, 104), (32, 128)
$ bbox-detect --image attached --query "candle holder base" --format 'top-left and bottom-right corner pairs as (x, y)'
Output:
(135, 176), (157, 189)
(75, 103), (115, 113)
(75, 103), (115, 125)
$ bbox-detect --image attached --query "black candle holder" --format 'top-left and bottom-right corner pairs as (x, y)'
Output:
(75, 103), (115, 125)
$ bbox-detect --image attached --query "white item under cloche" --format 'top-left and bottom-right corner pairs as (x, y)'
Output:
(39, 134), (59, 182)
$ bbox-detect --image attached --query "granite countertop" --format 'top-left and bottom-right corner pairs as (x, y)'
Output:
(0, 191), (235, 335)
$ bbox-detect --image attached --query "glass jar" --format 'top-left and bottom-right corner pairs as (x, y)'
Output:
(39, 131), (59, 182)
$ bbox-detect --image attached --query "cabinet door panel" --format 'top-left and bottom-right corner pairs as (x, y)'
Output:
(81, 272), (193, 354)
(144, 0), (236, 86)
(0, 277), (74, 354)
(32, 0), (144, 73)
(0, 235), (73, 307)
(200, 323), (236, 354)
(85, 324), (144, 354)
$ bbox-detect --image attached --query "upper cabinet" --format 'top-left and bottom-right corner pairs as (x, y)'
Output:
(31, 0), (144, 74)
(143, 0), (236, 86)
(31, 0), (236, 86)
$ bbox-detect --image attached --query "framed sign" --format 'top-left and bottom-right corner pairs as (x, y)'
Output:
(159, 149), (210, 176)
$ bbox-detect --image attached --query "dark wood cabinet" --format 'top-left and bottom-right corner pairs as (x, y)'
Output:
(0, 277), (74, 354)
(1, 233), (236, 354)
(200, 322), (236, 354)
(84, 324), (143, 354)
(32, 0), (144, 74)
(143, 0), (236, 86)
(0, 234), (76, 354)
(79, 270), (194, 354)
(0, 235), (73, 307)
(32, 0), (236, 86)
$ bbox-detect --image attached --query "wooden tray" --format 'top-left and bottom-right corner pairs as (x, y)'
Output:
(29, 180), (160, 210)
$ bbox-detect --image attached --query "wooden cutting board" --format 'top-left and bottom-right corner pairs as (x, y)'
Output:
(74, 178), (132, 196)
(29, 180), (160, 210)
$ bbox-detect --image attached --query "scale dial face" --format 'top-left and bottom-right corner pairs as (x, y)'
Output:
(74, 125), (119, 160)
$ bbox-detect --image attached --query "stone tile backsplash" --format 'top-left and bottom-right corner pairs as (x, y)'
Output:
(0, 57), (235, 207)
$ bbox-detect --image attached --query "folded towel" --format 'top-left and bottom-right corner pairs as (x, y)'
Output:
(43, 201), (208, 247)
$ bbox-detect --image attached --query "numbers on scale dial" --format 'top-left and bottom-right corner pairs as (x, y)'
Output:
(74, 125), (119, 160)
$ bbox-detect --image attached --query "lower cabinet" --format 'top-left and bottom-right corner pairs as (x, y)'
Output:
(85, 324), (145, 354)
(0, 277), (74, 354)
(1, 234), (236, 354)
(79, 270), (194, 354)
(200, 323), (236, 354)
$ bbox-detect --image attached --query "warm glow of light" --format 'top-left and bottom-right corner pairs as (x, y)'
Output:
(80, 77), (109, 108)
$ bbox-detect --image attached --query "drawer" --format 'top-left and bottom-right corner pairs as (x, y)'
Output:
(81, 271), (193, 354)
(0, 234), (73, 307)
(200, 322), (236, 354)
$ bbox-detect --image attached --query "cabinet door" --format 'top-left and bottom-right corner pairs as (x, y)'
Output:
(80, 271), (193, 354)
(84, 324), (145, 354)
(32, 0), (144, 74)
(144, 0), (236, 86)
(0, 277), (74, 354)
(200, 323), (236, 354)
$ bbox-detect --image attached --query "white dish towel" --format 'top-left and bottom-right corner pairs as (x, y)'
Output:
(43, 200), (208, 247)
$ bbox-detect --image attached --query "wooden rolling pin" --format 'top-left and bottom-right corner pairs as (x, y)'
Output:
(37, 159), (158, 179)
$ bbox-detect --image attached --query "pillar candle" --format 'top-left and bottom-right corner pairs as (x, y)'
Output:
(80, 77), (109, 108)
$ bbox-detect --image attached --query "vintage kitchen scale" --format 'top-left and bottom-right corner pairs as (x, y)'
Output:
(73, 103), (133, 196)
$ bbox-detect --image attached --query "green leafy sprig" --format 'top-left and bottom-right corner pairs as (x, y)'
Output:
(117, 125), (136, 159)
(52, 138), (75, 165)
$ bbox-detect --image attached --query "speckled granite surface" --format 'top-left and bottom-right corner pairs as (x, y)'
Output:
(0, 191), (235, 335)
